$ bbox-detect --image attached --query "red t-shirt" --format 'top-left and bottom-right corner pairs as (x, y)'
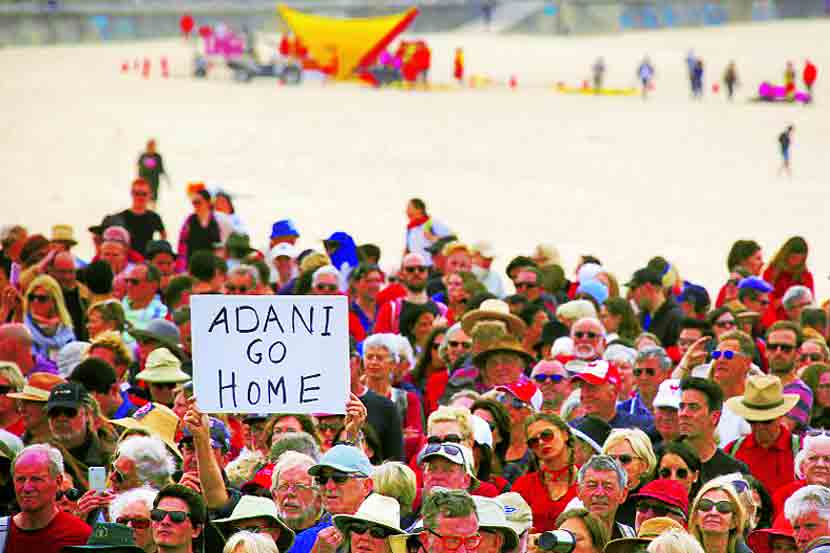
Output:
(4, 418), (24, 437)
(512, 472), (578, 532)
(7, 511), (92, 553)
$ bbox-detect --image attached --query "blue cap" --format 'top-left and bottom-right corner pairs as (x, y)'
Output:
(677, 282), (711, 308)
(576, 279), (609, 305)
(738, 276), (773, 293)
(181, 417), (231, 452)
(270, 219), (299, 239)
(308, 444), (372, 477)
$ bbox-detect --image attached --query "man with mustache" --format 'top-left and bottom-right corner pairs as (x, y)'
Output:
(571, 317), (607, 362)
(576, 454), (634, 539)
(271, 451), (324, 534)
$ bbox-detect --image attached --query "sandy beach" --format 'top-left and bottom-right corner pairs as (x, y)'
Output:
(1, 19), (828, 298)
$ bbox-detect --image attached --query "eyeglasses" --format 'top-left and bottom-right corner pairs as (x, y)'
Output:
(314, 284), (339, 292)
(801, 353), (824, 362)
(117, 517), (151, 529)
(28, 293), (51, 303)
(697, 499), (735, 514)
(427, 434), (463, 444)
(275, 482), (316, 494)
(515, 282), (538, 290)
(448, 341), (472, 350)
(527, 429), (558, 448)
(225, 285), (250, 293)
(633, 367), (657, 377)
(125, 278), (143, 286)
(0, 386), (15, 395)
(350, 521), (393, 539)
(496, 393), (529, 411)
(574, 331), (600, 340)
(659, 467), (689, 479)
(711, 350), (743, 360)
(636, 501), (681, 517)
(404, 266), (427, 274)
(314, 472), (360, 486)
(610, 454), (636, 466)
(426, 529), (482, 551)
(317, 423), (343, 433)
(49, 407), (79, 419)
(533, 374), (565, 384)
(150, 509), (191, 524)
(56, 488), (83, 501)
(714, 320), (736, 328)
(768, 343), (796, 353)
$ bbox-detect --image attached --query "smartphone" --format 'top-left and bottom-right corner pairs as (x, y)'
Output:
(88, 466), (107, 493)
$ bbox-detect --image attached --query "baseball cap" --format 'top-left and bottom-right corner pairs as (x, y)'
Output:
(625, 268), (662, 289)
(270, 219), (299, 239)
(576, 279), (609, 305)
(180, 417), (230, 452)
(145, 240), (175, 259)
(572, 360), (621, 388)
(630, 478), (689, 518)
(653, 379), (682, 410)
(417, 443), (475, 477)
(47, 382), (88, 412)
(738, 276), (774, 293)
(309, 444), (373, 477)
(496, 381), (543, 411)
(102, 226), (131, 247)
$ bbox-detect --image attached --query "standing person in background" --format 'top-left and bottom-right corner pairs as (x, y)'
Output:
(784, 61), (797, 99)
(404, 198), (450, 267)
(777, 126), (794, 177)
(137, 139), (169, 205)
(176, 189), (221, 270)
(638, 56), (655, 99)
(764, 236), (813, 318)
(592, 57), (606, 92)
(454, 48), (465, 85)
(691, 58), (704, 99)
(117, 178), (167, 257)
(723, 61), (739, 101)
(803, 60), (817, 102)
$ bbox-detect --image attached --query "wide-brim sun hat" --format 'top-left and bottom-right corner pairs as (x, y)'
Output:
(604, 517), (685, 553)
(472, 335), (535, 368)
(213, 495), (295, 552)
(135, 348), (191, 384)
(472, 496), (520, 552)
(461, 299), (527, 338)
(333, 494), (405, 537)
(110, 402), (182, 460)
(725, 374), (800, 421)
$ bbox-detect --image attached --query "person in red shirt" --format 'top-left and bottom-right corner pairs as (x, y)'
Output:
(763, 236), (814, 322)
(803, 60), (817, 100)
(724, 374), (800, 496)
(7, 444), (91, 553)
(511, 413), (578, 533)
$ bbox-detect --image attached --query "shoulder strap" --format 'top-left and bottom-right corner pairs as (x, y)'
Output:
(0, 515), (11, 553)
(792, 434), (800, 458)
(729, 436), (746, 457)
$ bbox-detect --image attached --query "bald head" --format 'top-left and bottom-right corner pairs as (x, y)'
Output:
(402, 253), (426, 268)
(49, 252), (76, 289)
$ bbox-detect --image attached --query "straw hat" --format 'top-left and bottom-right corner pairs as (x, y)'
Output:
(135, 348), (190, 384)
(725, 374), (800, 422)
(51, 224), (78, 246)
(604, 517), (685, 553)
(214, 496), (295, 552)
(333, 494), (406, 537)
(8, 372), (66, 402)
(462, 299), (527, 338)
(110, 402), (182, 459)
(472, 333), (535, 368)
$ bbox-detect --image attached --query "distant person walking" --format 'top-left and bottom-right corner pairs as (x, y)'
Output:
(778, 125), (794, 177)
(137, 139), (169, 206)
(686, 50), (697, 95)
(637, 56), (655, 99)
(723, 61), (739, 101)
(453, 48), (465, 85)
(691, 58), (704, 99)
(784, 61), (797, 99)
(803, 59), (817, 102)
(592, 57), (606, 92)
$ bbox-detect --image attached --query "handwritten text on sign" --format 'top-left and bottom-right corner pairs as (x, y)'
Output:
(191, 295), (349, 414)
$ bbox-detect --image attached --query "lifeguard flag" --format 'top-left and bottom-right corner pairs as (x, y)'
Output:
(277, 4), (418, 80)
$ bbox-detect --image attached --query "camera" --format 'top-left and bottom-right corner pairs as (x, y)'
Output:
(537, 529), (576, 553)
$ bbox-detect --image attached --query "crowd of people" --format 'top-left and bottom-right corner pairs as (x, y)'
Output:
(2, 170), (830, 553)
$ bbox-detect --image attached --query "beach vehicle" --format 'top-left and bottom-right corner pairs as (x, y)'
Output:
(226, 57), (303, 84)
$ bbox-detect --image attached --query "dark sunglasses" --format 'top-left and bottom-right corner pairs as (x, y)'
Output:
(611, 454), (635, 466)
(527, 429), (558, 449)
(574, 331), (600, 340)
(56, 488), (83, 501)
(768, 343), (796, 353)
(404, 266), (427, 274)
(314, 284), (338, 292)
(314, 472), (357, 486)
(800, 353), (824, 362)
(697, 499), (735, 514)
(659, 467), (689, 479)
(711, 350), (740, 360)
(633, 367), (657, 377)
(225, 285), (249, 293)
(28, 293), (51, 303)
(533, 374), (565, 384)
(515, 282), (538, 290)
(151, 382), (178, 390)
(427, 434), (463, 444)
(49, 407), (79, 419)
(350, 522), (393, 539)
(726, 279), (740, 286)
(448, 340), (472, 350)
(117, 517), (151, 529)
(423, 443), (463, 458)
(151, 509), (191, 523)
(0, 386), (15, 395)
(317, 423), (343, 433)
(636, 501), (680, 517)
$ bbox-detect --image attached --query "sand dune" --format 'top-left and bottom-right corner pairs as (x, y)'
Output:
(1, 19), (828, 297)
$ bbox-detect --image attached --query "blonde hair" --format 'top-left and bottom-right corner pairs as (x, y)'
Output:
(427, 406), (473, 443)
(24, 274), (72, 327)
(223, 531), (279, 553)
(689, 480), (747, 553)
(372, 462), (417, 517)
(602, 428), (656, 483)
(648, 529), (705, 553)
(0, 361), (24, 392)
(89, 331), (134, 367)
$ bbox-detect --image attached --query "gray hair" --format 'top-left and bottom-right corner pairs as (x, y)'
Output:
(269, 431), (321, 463)
(14, 444), (64, 478)
(439, 323), (464, 362)
(795, 435), (830, 479)
(311, 265), (340, 287)
(784, 485), (830, 524)
(636, 346), (672, 371)
(604, 344), (637, 366)
(390, 334), (415, 367)
(271, 451), (318, 491)
(362, 334), (398, 363)
(116, 436), (176, 489)
(577, 454), (627, 490)
(372, 461), (417, 517)
(228, 265), (260, 287)
(782, 285), (814, 310)
(223, 531), (279, 553)
(109, 486), (158, 522)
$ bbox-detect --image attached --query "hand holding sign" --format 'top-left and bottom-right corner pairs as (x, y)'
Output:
(343, 393), (367, 441)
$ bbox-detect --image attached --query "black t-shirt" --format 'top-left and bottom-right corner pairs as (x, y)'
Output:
(700, 448), (749, 484)
(138, 153), (165, 188)
(118, 209), (165, 256)
(360, 389), (404, 461)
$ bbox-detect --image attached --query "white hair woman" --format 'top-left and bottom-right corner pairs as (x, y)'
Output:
(648, 529), (706, 553)
(223, 531), (279, 553)
(602, 428), (657, 527)
(111, 435), (176, 492)
(110, 487), (158, 553)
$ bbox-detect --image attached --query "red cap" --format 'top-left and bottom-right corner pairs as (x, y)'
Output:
(748, 518), (794, 553)
(630, 478), (689, 517)
(497, 380), (543, 410)
(241, 463), (275, 492)
(572, 360), (621, 388)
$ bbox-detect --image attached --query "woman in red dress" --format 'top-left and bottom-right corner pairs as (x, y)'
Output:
(511, 413), (578, 532)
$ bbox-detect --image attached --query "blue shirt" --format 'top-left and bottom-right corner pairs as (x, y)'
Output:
(616, 393), (655, 422)
(287, 513), (332, 553)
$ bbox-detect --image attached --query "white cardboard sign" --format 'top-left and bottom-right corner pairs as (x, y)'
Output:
(191, 295), (349, 414)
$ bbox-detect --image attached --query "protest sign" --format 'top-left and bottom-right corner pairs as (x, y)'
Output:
(191, 295), (349, 414)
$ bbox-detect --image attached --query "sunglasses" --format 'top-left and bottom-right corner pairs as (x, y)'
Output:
(275, 482), (316, 494)
(768, 343), (796, 353)
(697, 499), (735, 514)
(404, 266), (427, 274)
(515, 282), (538, 290)
(497, 393), (529, 411)
(726, 279), (740, 287)
(423, 443), (464, 458)
(711, 350), (742, 360)
(448, 340), (472, 350)
(659, 467), (689, 479)
(225, 285), (249, 293)
(533, 374), (565, 384)
(426, 529), (482, 551)
(574, 331), (600, 340)
(431, 342), (441, 350)
(151, 509), (191, 524)
(28, 293), (51, 303)
(151, 382), (178, 390)
(0, 386), (15, 396)
(56, 488), (83, 501)
(117, 517), (151, 529)
(350, 522), (393, 539)
(427, 434), (463, 445)
(611, 454), (636, 466)
(527, 429), (558, 448)
(801, 353), (824, 362)
(633, 367), (657, 377)
(49, 407), (79, 419)
(636, 501), (681, 517)
(314, 284), (338, 292)
(314, 472), (358, 486)
(317, 423), (343, 433)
